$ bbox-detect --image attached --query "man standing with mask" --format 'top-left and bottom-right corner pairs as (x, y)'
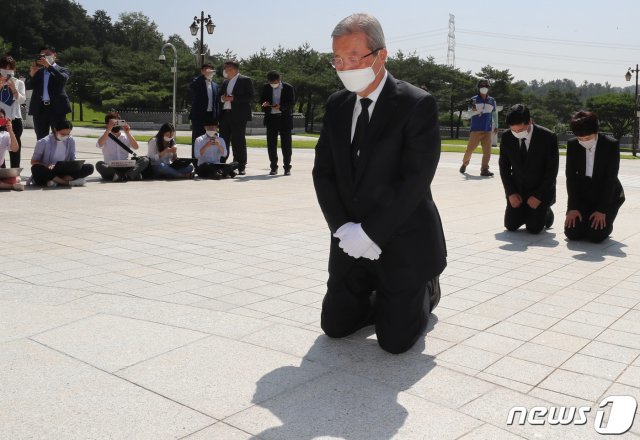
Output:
(189, 63), (218, 159)
(499, 104), (558, 233)
(312, 13), (446, 354)
(460, 79), (498, 176)
(25, 46), (71, 140)
(219, 60), (254, 175)
(260, 70), (296, 175)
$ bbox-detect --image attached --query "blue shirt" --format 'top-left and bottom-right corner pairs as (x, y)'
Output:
(469, 95), (496, 132)
(194, 133), (227, 166)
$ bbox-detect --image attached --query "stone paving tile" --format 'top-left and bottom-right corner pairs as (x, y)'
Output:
(0, 340), (214, 439)
(483, 356), (554, 386)
(560, 353), (628, 381)
(225, 371), (483, 440)
(509, 342), (575, 368)
(538, 369), (612, 402)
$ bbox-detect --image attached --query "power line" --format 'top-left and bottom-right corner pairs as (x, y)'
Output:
(457, 28), (640, 51)
(457, 43), (633, 66)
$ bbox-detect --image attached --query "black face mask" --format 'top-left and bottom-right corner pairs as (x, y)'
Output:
(111, 126), (121, 133)
(0, 126), (6, 132)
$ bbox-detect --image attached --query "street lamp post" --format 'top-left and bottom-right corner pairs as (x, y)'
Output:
(625, 64), (639, 157)
(158, 43), (178, 128)
(190, 11), (215, 68)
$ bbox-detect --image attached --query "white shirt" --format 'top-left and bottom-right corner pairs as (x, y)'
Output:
(206, 79), (214, 112)
(350, 70), (388, 142)
(0, 78), (26, 119)
(96, 133), (131, 162)
(585, 134), (597, 178)
(147, 138), (173, 165)
(222, 73), (239, 110)
(52, 141), (67, 163)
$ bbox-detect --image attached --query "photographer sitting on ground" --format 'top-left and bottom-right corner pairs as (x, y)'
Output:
(95, 111), (149, 182)
(194, 117), (238, 179)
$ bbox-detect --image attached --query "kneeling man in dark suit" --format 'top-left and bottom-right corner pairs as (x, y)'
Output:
(312, 13), (447, 354)
(499, 104), (559, 233)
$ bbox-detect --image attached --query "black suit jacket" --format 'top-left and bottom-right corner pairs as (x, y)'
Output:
(313, 73), (446, 286)
(25, 64), (71, 116)
(260, 82), (296, 129)
(220, 74), (254, 122)
(566, 134), (625, 213)
(189, 75), (219, 122)
(499, 124), (559, 205)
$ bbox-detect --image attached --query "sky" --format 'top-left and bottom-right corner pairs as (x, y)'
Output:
(77, 0), (640, 89)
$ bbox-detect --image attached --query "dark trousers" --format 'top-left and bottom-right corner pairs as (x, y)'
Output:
(266, 116), (292, 171)
(9, 118), (22, 168)
(196, 162), (239, 179)
(321, 254), (430, 354)
(31, 163), (94, 186)
(33, 107), (66, 140)
(219, 112), (248, 171)
(565, 204), (622, 243)
(96, 158), (149, 181)
(504, 201), (551, 234)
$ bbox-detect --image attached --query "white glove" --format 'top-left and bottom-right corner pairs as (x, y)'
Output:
(333, 222), (381, 260)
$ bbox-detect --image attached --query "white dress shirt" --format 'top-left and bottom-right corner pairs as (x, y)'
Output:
(585, 134), (597, 178)
(222, 73), (239, 110)
(350, 70), (388, 142)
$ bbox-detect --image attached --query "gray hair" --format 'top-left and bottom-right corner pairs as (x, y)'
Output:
(331, 13), (386, 51)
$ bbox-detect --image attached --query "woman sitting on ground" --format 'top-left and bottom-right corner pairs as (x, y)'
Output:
(30, 120), (94, 187)
(146, 122), (193, 179)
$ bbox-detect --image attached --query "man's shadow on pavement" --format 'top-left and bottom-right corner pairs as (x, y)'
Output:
(250, 319), (438, 440)
(566, 238), (627, 262)
(494, 230), (560, 251)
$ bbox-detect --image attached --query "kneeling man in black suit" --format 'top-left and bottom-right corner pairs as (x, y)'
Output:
(499, 104), (559, 233)
(312, 13), (447, 354)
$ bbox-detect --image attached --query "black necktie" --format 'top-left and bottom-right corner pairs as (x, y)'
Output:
(351, 98), (372, 172)
(520, 138), (527, 162)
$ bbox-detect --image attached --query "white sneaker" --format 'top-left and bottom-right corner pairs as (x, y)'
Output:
(11, 183), (24, 191)
(46, 180), (58, 187)
(69, 178), (86, 187)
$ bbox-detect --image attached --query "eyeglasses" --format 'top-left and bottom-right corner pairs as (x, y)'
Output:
(329, 48), (383, 69)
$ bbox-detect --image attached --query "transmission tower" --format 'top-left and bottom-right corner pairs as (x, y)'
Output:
(447, 13), (455, 68)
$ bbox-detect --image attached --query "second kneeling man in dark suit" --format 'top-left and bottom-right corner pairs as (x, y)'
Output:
(499, 104), (559, 233)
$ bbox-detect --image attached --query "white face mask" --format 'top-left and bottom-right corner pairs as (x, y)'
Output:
(45, 56), (55, 65)
(206, 130), (217, 137)
(579, 138), (597, 150)
(163, 136), (173, 143)
(270, 82), (279, 89)
(479, 87), (489, 95)
(57, 135), (70, 142)
(222, 70), (229, 79)
(336, 54), (382, 93)
(0, 69), (14, 78)
(204, 70), (214, 80)
(510, 127), (529, 140)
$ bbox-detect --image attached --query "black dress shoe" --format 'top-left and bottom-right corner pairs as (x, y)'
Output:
(480, 168), (494, 177)
(427, 276), (441, 313)
(284, 170), (291, 176)
(269, 169), (277, 176)
(459, 164), (466, 174)
(238, 170), (246, 175)
(545, 208), (554, 229)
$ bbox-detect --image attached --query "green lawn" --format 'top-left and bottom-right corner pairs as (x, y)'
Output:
(69, 103), (107, 126)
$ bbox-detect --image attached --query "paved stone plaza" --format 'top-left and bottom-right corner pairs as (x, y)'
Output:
(2, 128), (640, 439)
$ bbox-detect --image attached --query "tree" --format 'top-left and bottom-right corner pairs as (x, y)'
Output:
(113, 12), (163, 52)
(586, 93), (636, 139)
(90, 10), (115, 48)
